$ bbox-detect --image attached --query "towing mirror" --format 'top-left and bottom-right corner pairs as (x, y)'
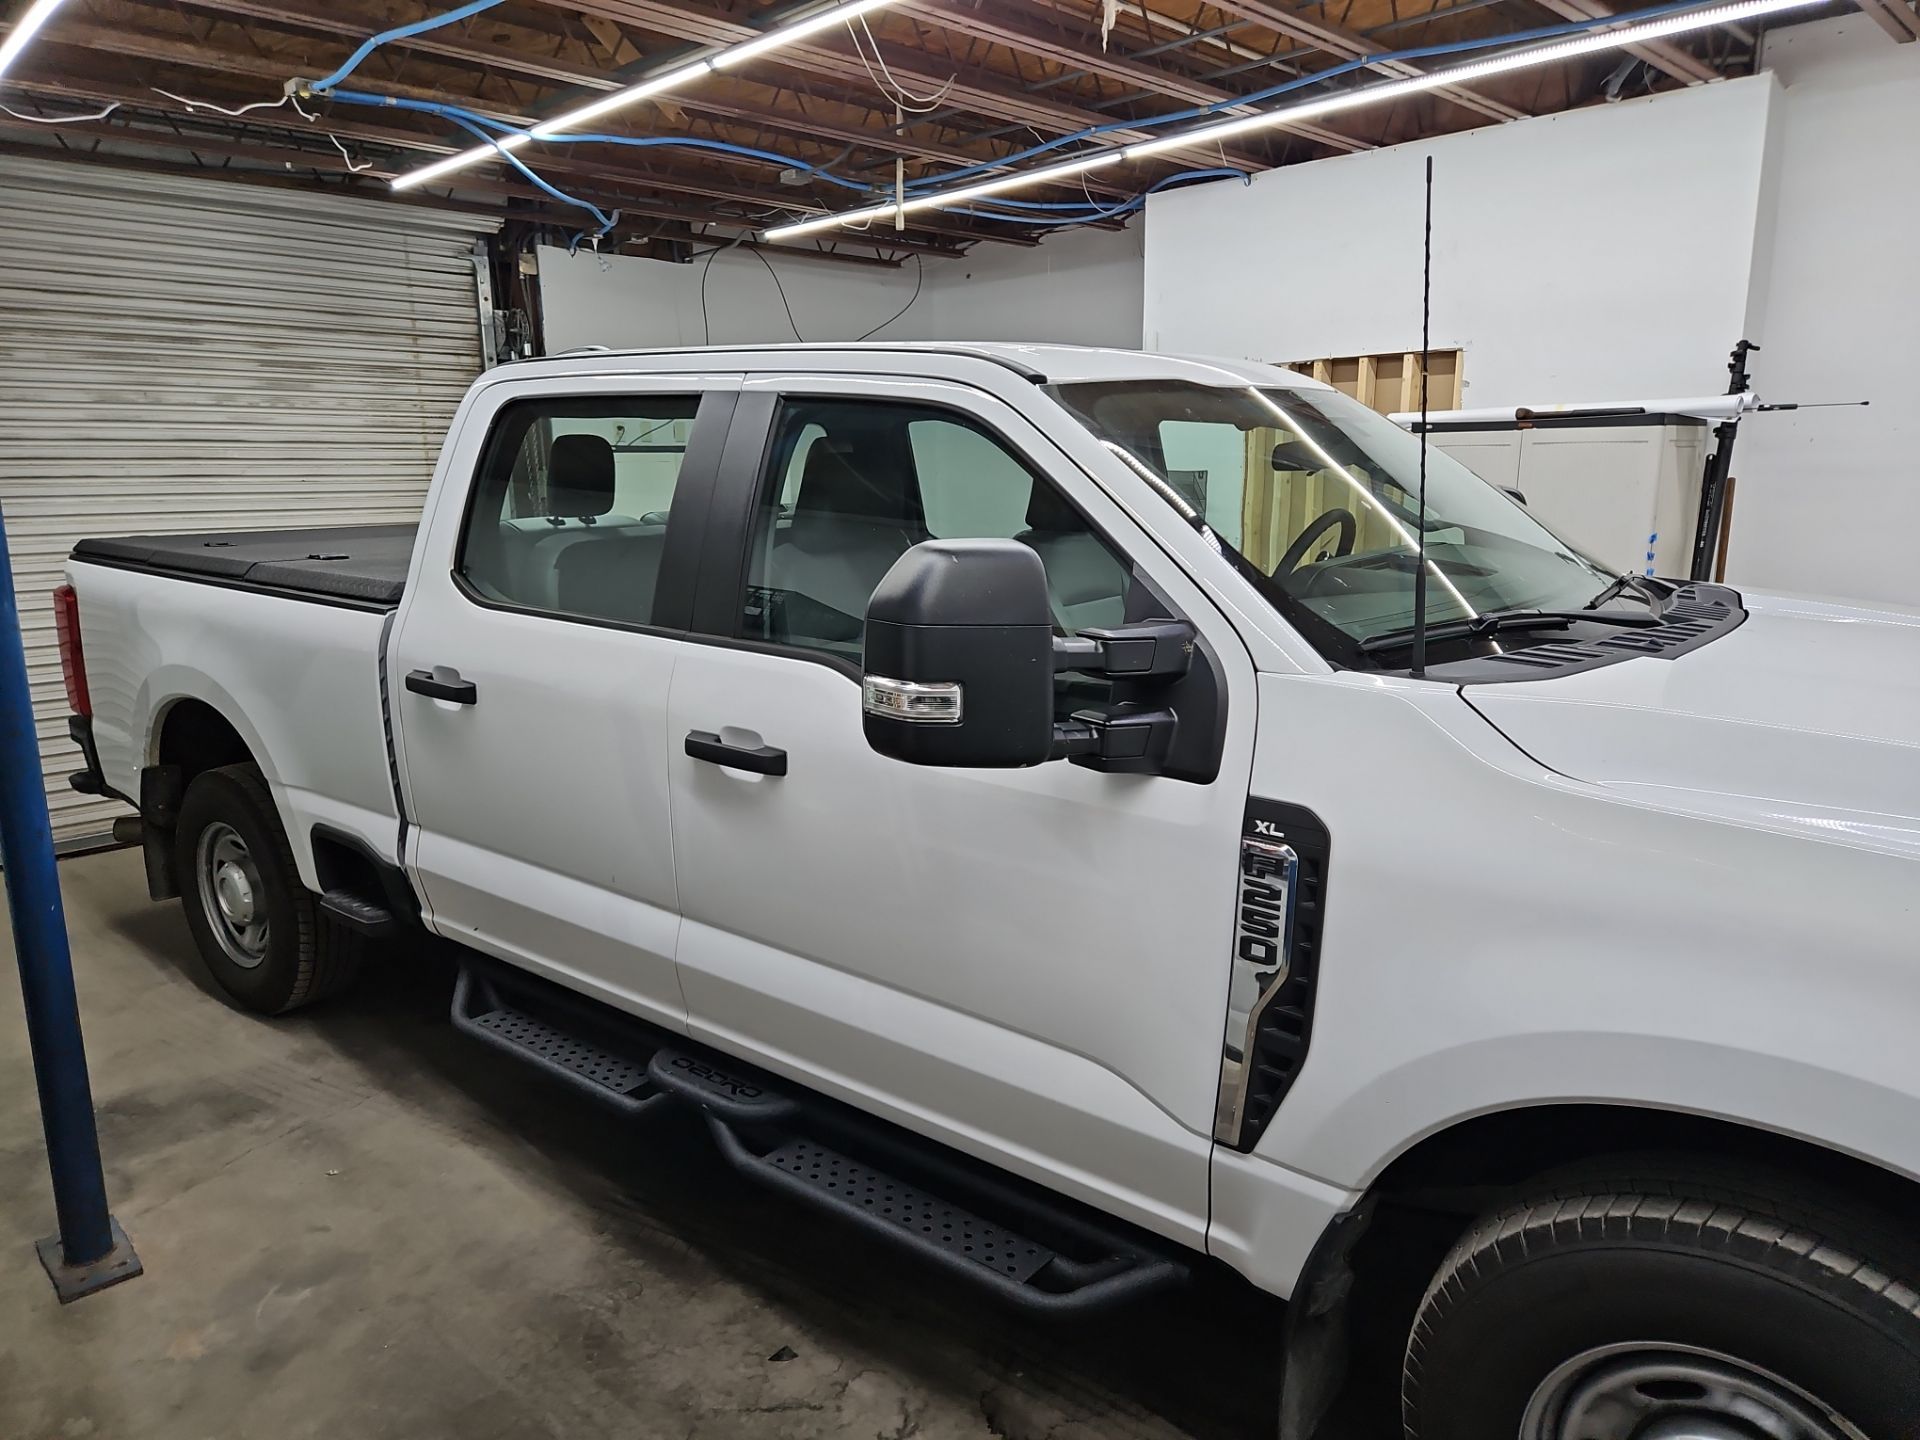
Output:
(862, 540), (1195, 771)
(862, 540), (1056, 768)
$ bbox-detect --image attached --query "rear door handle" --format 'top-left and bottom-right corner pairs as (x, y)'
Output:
(406, 669), (477, 705)
(685, 730), (787, 776)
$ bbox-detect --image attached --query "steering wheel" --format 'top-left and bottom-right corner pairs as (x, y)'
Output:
(1274, 508), (1357, 577)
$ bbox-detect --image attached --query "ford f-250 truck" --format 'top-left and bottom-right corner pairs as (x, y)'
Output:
(55, 343), (1920, 1439)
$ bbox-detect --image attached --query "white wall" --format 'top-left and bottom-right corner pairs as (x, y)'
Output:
(1144, 76), (1779, 406)
(538, 223), (1143, 352)
(1724, 17), (1920, 606)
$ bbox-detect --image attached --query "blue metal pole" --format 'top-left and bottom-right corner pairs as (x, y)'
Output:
(0, 499), (140, 1300)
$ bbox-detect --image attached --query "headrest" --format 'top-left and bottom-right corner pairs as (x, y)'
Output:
(796, 438), (904, 522)
(1024, 478), (1081, 534)
(548, 433), (615, 517)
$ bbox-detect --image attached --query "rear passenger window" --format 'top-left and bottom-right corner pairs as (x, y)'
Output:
(460, 395), (701, 628)
(739, 398), (1134, 674)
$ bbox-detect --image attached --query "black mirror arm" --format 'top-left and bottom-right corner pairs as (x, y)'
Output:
(1052, 620), (1195, 682)
(1050, 707), (1178, 772)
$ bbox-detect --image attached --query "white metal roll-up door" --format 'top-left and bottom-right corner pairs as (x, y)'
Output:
(0, 155), (498, 848)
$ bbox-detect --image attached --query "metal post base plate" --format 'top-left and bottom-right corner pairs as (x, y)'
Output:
(35, 1216), (142, 1303)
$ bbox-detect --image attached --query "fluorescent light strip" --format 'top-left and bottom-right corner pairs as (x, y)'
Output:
(390, 0), (893, 191)
(764, 0), (1824, 239)
(0, 0), (72, 81)
(765, 152), (1124, 239)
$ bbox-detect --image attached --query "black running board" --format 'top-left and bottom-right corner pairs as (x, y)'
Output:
(448, 962), (1184, 1313)
(450, 964), (665, 1118)
(704, 1119), (1182, 1312)
(649, 1038), (1186, 1314)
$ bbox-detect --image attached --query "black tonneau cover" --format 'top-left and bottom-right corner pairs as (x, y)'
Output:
(71, 524), (417, 607)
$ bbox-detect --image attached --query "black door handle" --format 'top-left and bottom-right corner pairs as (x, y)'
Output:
(406, 670), (477, 705)
(685, 730), (787, 776)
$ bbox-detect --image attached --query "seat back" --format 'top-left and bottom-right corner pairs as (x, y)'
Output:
(765, 437), (923, 635)
(1020, 479), (1130, 631)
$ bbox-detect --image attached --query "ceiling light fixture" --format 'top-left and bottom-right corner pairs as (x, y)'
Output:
(0, 0), (73, 81)
(390, 0), (894, 191)
(762, 152), (1126, 240)
(763, 0), (1824, 242)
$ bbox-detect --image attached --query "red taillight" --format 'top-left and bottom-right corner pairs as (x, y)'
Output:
(53, 583), (90, 718)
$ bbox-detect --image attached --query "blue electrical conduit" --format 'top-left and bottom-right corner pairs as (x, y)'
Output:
(329, 0), (1704, 209)
(323, 91), (619, 239)
(324, 0), (1713, 239)
(326, 88), (1218, 233)
(313, 0), (1717, 242)
(955, 168), (1250, 226)
(307, 0), (508, 95)
(908, 0), (1714, 192)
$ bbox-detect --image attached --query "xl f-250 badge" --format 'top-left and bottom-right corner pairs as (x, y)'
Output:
(1216, 822), (1300, 1144)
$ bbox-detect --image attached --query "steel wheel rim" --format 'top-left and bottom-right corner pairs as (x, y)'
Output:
(1521, 1343), (1868, 1440)
(196, 821), (269, 969)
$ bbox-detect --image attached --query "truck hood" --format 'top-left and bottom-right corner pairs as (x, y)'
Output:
(1466, 590), (1920, 841)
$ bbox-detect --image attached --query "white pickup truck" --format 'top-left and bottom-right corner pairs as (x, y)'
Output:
(56, 343), (1920, 1440)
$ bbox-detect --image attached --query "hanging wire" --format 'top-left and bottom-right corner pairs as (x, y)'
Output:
(0, 100), (119, 124)
(856, 252), (924, 339)
(151, 87), (305, 119)
(849, 14), (956, 112)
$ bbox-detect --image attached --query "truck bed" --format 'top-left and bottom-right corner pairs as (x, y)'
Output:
(71, 524), (416, 607)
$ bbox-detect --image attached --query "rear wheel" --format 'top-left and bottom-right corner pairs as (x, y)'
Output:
(1401, 1162), (1920, 1440)
(174, 763), (361, 1014)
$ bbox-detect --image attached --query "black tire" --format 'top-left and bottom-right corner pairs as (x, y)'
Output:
(174, 763), (361, 1014)
(1402, 1160), (1920, 1439)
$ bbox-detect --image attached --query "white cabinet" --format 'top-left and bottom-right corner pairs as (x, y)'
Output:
(1433, 422), (1708, 578)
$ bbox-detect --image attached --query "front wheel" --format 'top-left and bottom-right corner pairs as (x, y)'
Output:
(174, 763), (361, 1014)
(1401, 1162), (1920, 1440)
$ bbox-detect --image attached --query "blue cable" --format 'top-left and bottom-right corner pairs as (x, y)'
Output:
(326, 91), (613, 236)
(904, 0), (1709, 192)
(321, 0), (1714, 241)
(324, 90), (874, 198)
(956, 168), (1248, 226)
(308, 0), (508, 94)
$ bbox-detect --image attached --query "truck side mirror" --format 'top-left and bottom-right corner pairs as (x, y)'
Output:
(862, 540), (1194, 771)
(862, 539), (1056, 768)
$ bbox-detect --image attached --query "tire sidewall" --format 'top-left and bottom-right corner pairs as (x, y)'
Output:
(1405, 1235), (1920, 1439)
(174, 767), (310, 1014)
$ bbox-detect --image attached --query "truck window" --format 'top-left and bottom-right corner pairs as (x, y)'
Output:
(738, 397), (1133, 670)
(459, 395), (701, 629)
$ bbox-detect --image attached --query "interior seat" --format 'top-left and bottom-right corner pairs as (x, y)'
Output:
(763, 436), (923, 641)
(556, 527), (669, 627)
(503, 432), (647, 611)
(1019, 482), (1130, 632)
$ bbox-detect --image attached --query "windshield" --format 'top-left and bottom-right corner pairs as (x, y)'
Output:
(1052, 380), (1619, 667)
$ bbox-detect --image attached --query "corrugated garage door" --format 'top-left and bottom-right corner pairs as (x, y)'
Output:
(0, 155), (497, 847)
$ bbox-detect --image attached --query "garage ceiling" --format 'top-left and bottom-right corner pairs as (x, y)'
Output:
(0, 0), (1823, 262)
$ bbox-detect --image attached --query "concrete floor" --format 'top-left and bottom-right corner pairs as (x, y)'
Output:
(1, 848), (1288, 1440)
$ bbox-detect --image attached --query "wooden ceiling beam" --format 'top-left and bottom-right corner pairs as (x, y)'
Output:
(894, 0), (1368, 153)
(551, 0), (1262, 171)
(5, 64), (1028, 247)
(1525, 0), (1721, 81)
(1201, 0), (1532, 121)
(1853, 0), (1920, 40)
(161, 0), (1066, 174)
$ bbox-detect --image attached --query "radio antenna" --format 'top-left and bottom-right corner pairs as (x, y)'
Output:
(1410, 155), (1434, 679)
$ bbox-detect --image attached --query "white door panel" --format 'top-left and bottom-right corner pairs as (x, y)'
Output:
(677, 911), (1215, 1240)
(667, 374), (1259, 1241)
(393, 602), (685, 1026)
(391, 374), (738, 1029)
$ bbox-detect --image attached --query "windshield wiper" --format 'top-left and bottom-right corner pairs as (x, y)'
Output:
(1361, 606), (1662, 655)
(1585, 573), (1668, 610)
